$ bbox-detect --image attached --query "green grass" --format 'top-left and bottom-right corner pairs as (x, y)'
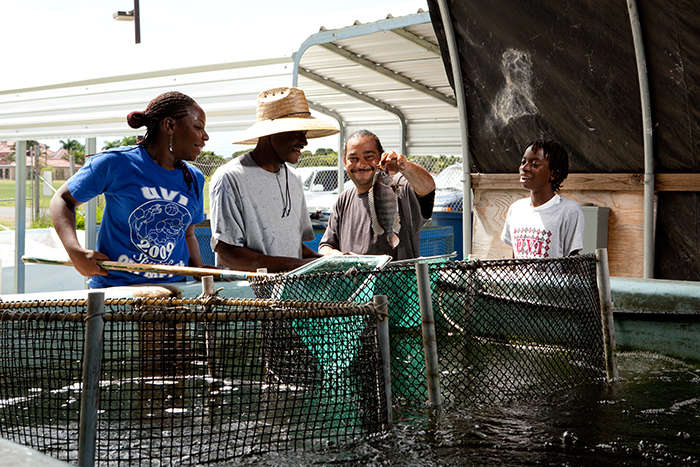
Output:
(0, 179), (63, 208)
(0, 179), (212, 228)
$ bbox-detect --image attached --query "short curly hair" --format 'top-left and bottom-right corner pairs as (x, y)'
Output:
(343, 129), (384, 159)
(525, 139), (569, 192)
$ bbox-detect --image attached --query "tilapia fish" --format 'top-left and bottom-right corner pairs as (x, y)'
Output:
(368, 169), (401, 248)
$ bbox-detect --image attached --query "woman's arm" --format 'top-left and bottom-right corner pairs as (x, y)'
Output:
(185, 224), (203, 267)
(49, 184), (109, 277)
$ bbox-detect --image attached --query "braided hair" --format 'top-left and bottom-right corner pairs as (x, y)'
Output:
(126, 91), (199, 196)
(126, 91), (197, 146)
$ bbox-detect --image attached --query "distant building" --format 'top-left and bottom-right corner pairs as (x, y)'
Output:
(0, 141), (82, 180)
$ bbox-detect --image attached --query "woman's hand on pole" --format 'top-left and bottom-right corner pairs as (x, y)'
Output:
(68, 248), (110, 277)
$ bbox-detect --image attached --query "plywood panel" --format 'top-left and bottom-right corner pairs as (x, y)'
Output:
(472, 188), (646, 277)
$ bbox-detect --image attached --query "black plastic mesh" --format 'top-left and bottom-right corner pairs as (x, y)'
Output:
(250, 255), (605, 408)
(0, 298), (388, 465)
(0, 305), (84, 459)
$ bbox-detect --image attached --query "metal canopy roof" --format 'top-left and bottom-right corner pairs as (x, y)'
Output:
(0, 58), (293, 141)
(293, 11), (460, 156)
(0, 11), (460, 156)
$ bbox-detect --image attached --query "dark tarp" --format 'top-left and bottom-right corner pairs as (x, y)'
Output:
(427, 0), (699, 280)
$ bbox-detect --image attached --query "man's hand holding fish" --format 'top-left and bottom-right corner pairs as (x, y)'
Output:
(318, 130), (437, 261)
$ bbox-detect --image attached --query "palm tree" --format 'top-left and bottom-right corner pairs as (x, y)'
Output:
(60, 139), (85, 176)
(102, 136), (138, 150)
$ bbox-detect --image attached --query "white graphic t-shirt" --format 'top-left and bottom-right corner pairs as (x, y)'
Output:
(501, 194), (584, 258)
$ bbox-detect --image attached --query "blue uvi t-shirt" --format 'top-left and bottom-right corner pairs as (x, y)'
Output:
(66, 146), (205, 288)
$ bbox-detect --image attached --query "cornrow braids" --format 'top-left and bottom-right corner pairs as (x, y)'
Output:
(128, 91), (197, 146)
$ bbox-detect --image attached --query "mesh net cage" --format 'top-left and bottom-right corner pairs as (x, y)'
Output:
(0, 297), (389, 465)
(249, 254), (606, 408)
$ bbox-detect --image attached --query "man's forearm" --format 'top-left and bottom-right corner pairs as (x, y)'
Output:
(400, 161), (436, 196)
(214, 242), (311, 273)
(319, 244), (343, 256)
(302, 244), (321, 259)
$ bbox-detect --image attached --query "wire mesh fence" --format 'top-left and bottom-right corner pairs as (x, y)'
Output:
(0, 297), (389, 465)
(292, 154), (465, 217)
(250, 255), (605, 408)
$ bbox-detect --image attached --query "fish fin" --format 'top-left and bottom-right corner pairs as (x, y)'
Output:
(389, 233), (400, 249)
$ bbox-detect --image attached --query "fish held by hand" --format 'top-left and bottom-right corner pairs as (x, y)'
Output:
(368, 169), (401, 248)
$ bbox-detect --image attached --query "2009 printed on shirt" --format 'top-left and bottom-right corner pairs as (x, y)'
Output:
(136, 239), (176, 260)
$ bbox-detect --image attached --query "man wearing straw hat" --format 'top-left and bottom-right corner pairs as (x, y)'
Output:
(209, 87), (339, 272)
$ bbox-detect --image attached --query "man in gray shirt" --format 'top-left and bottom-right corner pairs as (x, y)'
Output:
(209, 87), (339, 272)
(319, 130), (435, 260)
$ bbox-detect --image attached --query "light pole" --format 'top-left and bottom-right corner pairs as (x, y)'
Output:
(113, 0), (141, 44)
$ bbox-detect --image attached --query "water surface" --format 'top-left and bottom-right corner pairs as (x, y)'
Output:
(239, 352), (700, 466)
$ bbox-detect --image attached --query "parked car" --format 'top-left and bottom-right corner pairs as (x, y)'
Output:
(433, 163), (464, 212)
(295, 166), (350, 227)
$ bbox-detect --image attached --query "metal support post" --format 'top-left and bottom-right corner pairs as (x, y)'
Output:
(85, 138), (98, 251)
(202, 276), (217, 380)
(596, 249), (618, 382)
(373, 294), (392, 427)
(78, 291), (105, 467)
(626, 0), (655, 278)
(14, 140), (27, 293)
(33, 145), (40, 222)
(415, 263), (442, 410)
(437, 0), (472, 258)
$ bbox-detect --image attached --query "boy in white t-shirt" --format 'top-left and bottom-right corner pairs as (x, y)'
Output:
(501, 140), (584, 258)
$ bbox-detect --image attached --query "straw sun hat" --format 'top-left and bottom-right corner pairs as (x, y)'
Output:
(233, 87), (339, 145)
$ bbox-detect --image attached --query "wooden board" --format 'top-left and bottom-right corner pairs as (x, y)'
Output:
(472, 188), (647, 277)
(471, 173), (700, 192)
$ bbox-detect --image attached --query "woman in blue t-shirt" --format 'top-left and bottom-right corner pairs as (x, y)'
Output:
(50, 91), (209, 288)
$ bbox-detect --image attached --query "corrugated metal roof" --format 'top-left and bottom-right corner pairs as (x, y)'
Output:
(294, 11), (460, 155)
(0, 11), (460, 156)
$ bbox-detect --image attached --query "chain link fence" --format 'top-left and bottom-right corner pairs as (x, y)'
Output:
(293, 154), (465, 216)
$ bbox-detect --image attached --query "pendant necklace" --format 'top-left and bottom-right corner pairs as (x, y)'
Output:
(275, 163), (292, 218)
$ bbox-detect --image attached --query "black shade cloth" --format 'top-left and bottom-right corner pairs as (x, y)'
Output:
(427, 0), (699, 280)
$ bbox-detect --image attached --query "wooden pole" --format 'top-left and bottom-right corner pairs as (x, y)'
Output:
(22, 256), (268, 281)
(596, 248), (618, 382)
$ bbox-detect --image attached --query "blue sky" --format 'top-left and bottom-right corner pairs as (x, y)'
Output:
(2, 1), (428, 155)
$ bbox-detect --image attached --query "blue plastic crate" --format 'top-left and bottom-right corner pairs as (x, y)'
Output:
(194, 223), (454, 260)
(419, 225), (454, 257)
